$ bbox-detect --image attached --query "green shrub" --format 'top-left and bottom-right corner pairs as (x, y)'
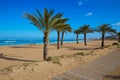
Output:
(47, 56), (60, 64)
(104, 45), (111, 48)
(59, 54), (66, 58)
(117, 44), (120, 48)
(112, 43), (120, 48)
(75, 52), (85, 56)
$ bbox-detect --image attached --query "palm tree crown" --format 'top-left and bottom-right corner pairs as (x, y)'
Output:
(79, 25), (93, 34)
(24, 9), (63, 34)
(96, 24), (116, 34)
(96, 24), (116, 48)
(74, 29), (81, 34)
(61, 24), (72, 32)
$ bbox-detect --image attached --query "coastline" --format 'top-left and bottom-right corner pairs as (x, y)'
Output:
(0, 38), (98, 46)
(0, 39), (82, 46)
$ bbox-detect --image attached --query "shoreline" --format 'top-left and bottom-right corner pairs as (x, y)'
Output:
(0, 40), (81, 47)
(0, 39), (100, 47)
(0, 39), (107, 47)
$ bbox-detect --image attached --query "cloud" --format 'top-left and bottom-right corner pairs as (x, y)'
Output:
(78, 2), (83, 5)
(78, 0), (89, 6)
(86, 12), (93, 16)
(112, 22), (120, 26)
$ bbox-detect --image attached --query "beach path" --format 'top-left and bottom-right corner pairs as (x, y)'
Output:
(52, 49), (120, 80)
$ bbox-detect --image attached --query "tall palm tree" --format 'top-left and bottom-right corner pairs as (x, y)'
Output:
(79, 25), (93, 46)
(24, 9), (64, 60)
(55, 23), (69, 49)
(117, 32), (120, 42)
(74, 29), (81, 44)
(61, 25), (72, 46)
(96, 24), (116, 48)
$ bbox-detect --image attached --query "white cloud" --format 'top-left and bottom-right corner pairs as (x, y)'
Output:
(112, 22), (120, 26)
(78, 2), (83, 5)
(78, 0), (89, 6)
(86, 12), (93, 16)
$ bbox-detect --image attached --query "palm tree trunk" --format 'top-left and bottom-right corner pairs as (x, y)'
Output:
(76, 34), (79, 44)
(61, 32), (64, 46)
(43, 32), (49, 61)
(57, 31), (60, 49)
(101, 33), (105, 48)
(118, 36), (120, 42)
(84, 33), (87, 46)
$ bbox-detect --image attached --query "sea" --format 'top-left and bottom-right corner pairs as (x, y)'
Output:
(0, 39), (84, 46)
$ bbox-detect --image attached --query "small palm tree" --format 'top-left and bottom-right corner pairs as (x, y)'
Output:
(79, 25), (93, 46)
(61, 24), (72, 46)
(118, 32), (120, 42)
(55, 22), (69, 49)
(74, 29), (81, 44)
(96, 24), (116, 48)
(24, 9), (63, 60)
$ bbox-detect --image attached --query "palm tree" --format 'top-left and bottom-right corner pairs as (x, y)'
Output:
(117, 32), (120, 42)
(79, 25), (93, 46)
(61, 24), (72, 46)
(96, 24), (116, 48)
(74, 29), (81, 44)
(55, 23), (69, 49)
(24, 9), (64, 60)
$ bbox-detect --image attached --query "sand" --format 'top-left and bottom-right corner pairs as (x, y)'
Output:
(0, 40), (118, 80)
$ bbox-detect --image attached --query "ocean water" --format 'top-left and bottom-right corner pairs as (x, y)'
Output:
(0, 39), (83, 46)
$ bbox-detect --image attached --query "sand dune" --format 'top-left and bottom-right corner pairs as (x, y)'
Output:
(0, 40), (118, 80)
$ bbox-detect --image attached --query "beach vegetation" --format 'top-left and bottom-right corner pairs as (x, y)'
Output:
(116, 45), (120, 48)
(47, 56), (60, 64)
(61, 25), (72, 46)
(79, 25), (94, 46)
(24, 9), (65, 60)
(113, 43), (120, 48)
(54, 23), (70, 49)
(74, 29), (82, 44)
(75, 52), (85, 56)
(95, 24), (116, 48)
(104, 45), (111, 48)
(75, 51), (95, 56)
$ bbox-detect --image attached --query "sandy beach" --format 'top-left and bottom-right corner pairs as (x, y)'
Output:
(0, 40), (118, 80)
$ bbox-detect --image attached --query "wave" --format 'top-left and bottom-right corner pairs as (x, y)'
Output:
(0, 39), (84, 46)
(4, 40), (16, 43)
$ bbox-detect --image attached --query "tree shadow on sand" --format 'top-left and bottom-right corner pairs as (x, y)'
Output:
(104, 75), (120, 79)
(62, 46), (101, 50)
(0, 53), (39, 62)
(10, 46), (40, 49)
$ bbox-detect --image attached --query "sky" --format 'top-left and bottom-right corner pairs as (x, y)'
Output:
(0, 0), (120, 40)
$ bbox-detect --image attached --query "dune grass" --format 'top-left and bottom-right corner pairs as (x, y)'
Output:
(47, 51), (96, 65)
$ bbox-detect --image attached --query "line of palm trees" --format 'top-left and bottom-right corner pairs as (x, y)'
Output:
(24, 9), (119, 61)
(74, 24), (117, 48)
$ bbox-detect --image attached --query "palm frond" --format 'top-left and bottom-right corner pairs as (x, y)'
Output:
(74, 29), (82, 34)
(79, 25), (93, 33)
(96, 24), (116, 34)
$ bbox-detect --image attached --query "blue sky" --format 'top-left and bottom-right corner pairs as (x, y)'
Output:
(0, 0), (120, 40)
